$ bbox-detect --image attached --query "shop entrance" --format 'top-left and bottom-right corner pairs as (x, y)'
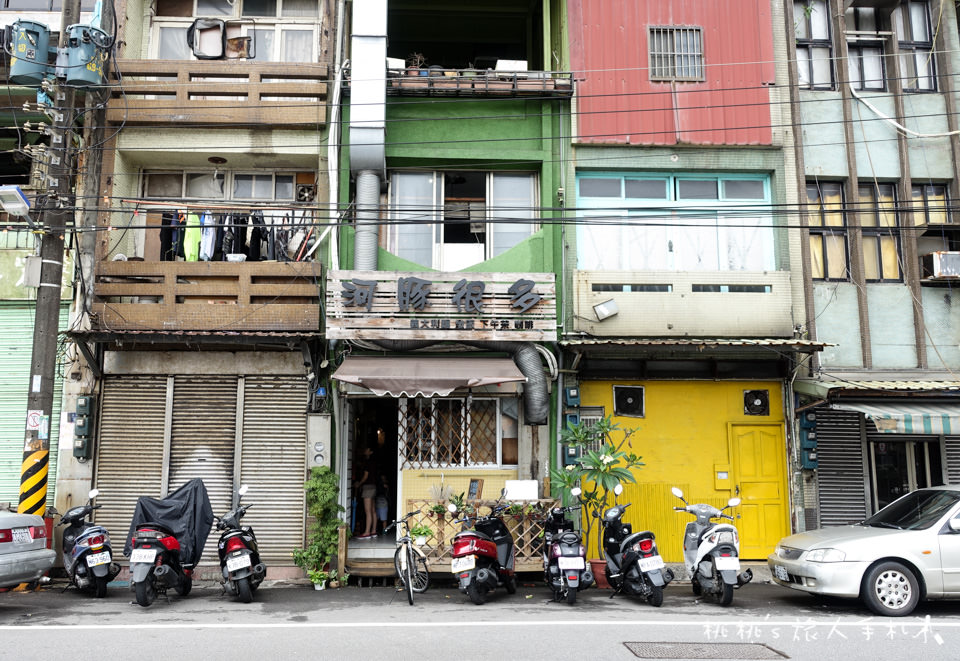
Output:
(349, 398), (399, 538)
(869, 439), (944, 512)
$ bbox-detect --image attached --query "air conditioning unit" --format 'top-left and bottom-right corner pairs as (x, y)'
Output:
(921, 252), (960, 280)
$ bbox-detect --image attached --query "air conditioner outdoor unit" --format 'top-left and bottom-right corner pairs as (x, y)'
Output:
(920, 251), (960, 280)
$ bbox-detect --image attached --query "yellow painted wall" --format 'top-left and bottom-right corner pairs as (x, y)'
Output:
(400, 468), (519, 509)
(578, 380), (787, 561)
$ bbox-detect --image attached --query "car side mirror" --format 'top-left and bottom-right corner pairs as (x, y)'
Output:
(950, 518), (960, 533)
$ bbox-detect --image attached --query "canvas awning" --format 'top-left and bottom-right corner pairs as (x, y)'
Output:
(332, 356), (526, 397)
(830, 401), (960, 434)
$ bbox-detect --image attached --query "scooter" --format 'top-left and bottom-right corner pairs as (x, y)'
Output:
(599, 484), (673, 606)
(542, 487), (593, 604)
(59, 488), (120, 597)
(449, 490), (517, 605)
(215, 485), (267, 603)
(129, 522), (194, 607)
(670, 486), (753, 606)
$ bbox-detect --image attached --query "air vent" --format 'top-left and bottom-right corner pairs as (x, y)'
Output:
(296, 184), (316, 202)
(744, 390), (770, 416)
(613, 386), (644, 418)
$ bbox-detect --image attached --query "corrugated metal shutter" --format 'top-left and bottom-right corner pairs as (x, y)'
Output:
(93, 375), (168, 546)
(0, 305), (68, 507)
(945, 437), (960, 484)
(239, 376), (306, 563)
(169, 375), (238, 564)
(816, 409), (867, 527)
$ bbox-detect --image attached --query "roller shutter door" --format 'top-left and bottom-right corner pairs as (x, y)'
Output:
(816, 409), (868, 527)
(239, 376), (306, 563)
(169, 376), (238, 564)
(93, 375), (168, 546)
(945, 436), (960, 484)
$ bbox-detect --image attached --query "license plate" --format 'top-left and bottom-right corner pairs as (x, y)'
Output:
(86, 551), (111, 567)
(130, 548), (157, 563)
(12, 527), (31, 544)
(226, 554), (252, 572)
(558, 556), (585, 570)
(714, 556), (740, 571)
(451, 556), (475, 573)
(774, 564), (789, 582)
(638, 555), (665, 572)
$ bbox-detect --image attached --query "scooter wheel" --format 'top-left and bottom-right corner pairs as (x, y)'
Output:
(691, 578), (702, 596)
(647, 585), (664, 607)
(505, 574), (517, 595)
(175, 574), (192, 597)
(467, 581), (486, 605)
(566, 586), (577, 605)
(94, 575), (108, 599)
(236, 577), (253, 603)
(135, 579), (156, 607)
(719, 581), (734, 606)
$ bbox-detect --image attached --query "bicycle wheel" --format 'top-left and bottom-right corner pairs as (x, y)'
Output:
(404, 545), (414, 605)
(410, 551), (430, 593)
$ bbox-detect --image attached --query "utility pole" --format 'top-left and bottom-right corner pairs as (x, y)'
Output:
(18, 0), (81, 516)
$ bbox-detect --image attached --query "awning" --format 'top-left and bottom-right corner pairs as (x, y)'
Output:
(830, 402), (960, 434)
(332, 356), (526, 397)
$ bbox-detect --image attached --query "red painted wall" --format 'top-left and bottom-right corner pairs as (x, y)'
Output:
(569, 0), (776, 146)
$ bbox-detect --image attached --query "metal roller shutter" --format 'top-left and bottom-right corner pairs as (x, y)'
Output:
(93, 375), (168, 547)
(0, 305), (68, 507)
(169, 375), (238, 564)
(239, 376), (306, 564)
(816, 409), (868, 527)
(945, 437), (960, 484)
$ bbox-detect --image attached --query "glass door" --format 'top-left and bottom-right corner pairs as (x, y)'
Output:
(869, 440), (943, 512)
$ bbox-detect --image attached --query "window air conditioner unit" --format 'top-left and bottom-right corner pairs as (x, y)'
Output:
(920, 252), (960, 280)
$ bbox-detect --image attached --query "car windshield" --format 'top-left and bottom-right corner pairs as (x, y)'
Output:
(863, 489), (960, 530)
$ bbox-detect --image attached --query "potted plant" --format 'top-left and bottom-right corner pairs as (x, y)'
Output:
(449, 491), (467, 516)
(409, 524), (433, 546)
(507, 503), (523, 520)
(549, 415), (645, 588)
(292, 466), (346, 589)
(406, 52), (426, 75)
(430, 502), (448, 518)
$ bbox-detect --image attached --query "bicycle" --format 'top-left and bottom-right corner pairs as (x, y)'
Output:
(385, 509), (430, 605)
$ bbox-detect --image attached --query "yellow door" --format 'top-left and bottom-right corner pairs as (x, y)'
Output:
(730, 423), (788, 559)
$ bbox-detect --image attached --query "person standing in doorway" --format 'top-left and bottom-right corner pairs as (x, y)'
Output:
(355, 446), (377, 538)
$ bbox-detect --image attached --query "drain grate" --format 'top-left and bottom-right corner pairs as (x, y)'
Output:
(623, 641), (788, 660)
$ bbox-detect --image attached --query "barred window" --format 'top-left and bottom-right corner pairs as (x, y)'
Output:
(795, 0), (833, 89)
(858, 183), (901, 282)
(894, 0), (935, 91)
(806, 181), (849, 281)
(399, 397), (515, 468)
(649, 26), (703, 82)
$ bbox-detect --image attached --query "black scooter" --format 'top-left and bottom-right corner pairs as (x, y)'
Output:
(542, 487), (593, 604)
(59, 488), (120, 597)
(599, 484), (673, 606)
(215, 485), (266, 603)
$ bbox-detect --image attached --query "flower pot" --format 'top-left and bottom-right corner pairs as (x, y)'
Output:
(415, 536), (427, 546)
(329, 580), (340, 589)
(589, 558), (610, 589)
(313, 581), (326, 590)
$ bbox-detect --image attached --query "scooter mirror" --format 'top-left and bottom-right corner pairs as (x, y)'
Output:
(238, 484), (249, 497)
(727, 497), (741, 508)
(88, 488), (99, 500)
(447, 503), (458, 513)
(571, 487), (582, 497)
(671, 487), (683, 499)
(613, 484), (623, 496)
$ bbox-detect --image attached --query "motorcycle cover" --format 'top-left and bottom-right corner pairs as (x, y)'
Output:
(123, 478), (214, 566)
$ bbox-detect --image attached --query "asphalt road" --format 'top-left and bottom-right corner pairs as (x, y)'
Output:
(2, 574), (959, 661)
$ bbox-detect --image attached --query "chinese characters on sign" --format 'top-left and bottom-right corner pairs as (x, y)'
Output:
(340, 277), (544, 317)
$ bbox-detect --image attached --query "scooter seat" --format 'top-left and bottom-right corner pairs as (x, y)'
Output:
(136, 521), (176, 537)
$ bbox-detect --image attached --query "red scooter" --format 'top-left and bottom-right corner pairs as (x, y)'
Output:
(449, 490), (517, 605)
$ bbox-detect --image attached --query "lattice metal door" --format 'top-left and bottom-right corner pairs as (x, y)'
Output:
(398, 397), (499, 469)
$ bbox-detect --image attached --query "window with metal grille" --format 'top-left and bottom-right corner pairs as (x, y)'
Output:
(894, 0), (935, 91)
(794, 0), (834, 89)
(806, 181), (849, 281)
(398, 397), (511, 468)
(648, 27), (703, 82)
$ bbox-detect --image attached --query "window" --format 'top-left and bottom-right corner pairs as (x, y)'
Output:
(795, 0), (833, 89)
(806, 181), (849, 280)
(894, 1), (935, 91)
(387, 171), (537, 271)
(859, 183), (901, 281)
(912, 184), (950, 224)
(649, 27), (704, 81)
(399, 397), (515, 468)
(1, 0), (95, 9)
(576, 174), (774, 272)
(845, 8), (884, 90)
(144, 170), (306, 202)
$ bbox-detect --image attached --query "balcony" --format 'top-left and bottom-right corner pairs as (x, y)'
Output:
(379, 67), (573, 98)
(105, 59), (328, 129)
(90, 261), (322, 333)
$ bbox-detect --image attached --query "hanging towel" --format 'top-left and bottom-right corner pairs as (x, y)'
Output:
(199, 211), (217, 261)
(183, 212), (202, 261)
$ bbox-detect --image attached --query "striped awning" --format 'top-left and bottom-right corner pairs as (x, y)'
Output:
(830, 402), (960, 434)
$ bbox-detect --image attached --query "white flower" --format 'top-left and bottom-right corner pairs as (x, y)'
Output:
(600, 454), (615, 465)
(565, 464), (576, 471)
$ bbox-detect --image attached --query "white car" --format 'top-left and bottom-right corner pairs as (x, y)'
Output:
(769, 485), (960, 616)
(0, 510), (56, 589)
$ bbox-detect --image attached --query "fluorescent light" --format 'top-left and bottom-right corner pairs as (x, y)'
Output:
(593, 298), (619, 321)
(0, 186), (31, 217)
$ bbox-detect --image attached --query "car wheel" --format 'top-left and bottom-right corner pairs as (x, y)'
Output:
(862, 561), (919, 617)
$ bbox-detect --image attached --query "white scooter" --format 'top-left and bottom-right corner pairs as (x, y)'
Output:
(670, 487), (752, 606)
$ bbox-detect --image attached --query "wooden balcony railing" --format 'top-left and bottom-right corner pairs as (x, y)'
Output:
(91, 261), (323, 332)
(106, 59), (329, 128)
(378, 68), (574, 98)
